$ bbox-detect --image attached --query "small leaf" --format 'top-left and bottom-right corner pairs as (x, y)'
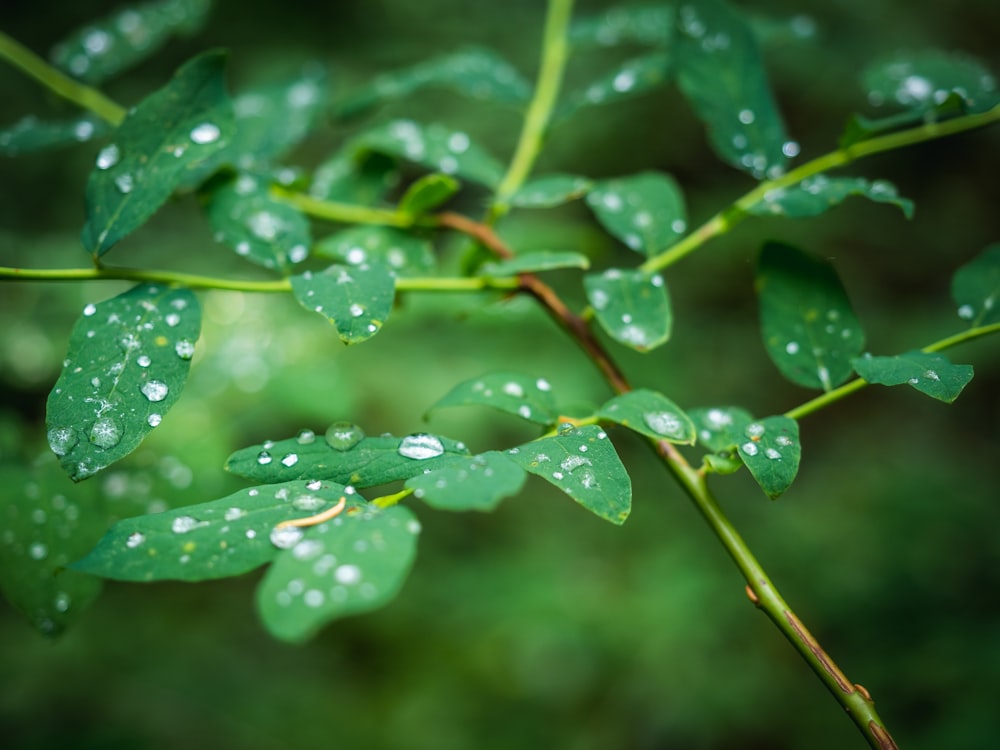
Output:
(398, 173), (459, 216)
(353, 120), (505, 188)
(314, 225), (435, 277)
(508, 426), (631, 525)
(688, 406), (754, 474)
(1, 115), (109, 156)
(863, 51), (1000, 115)
(226, 430), (469, 487)
(429, 371), (559, 426)
(82, 50), (234, 256)
(585, 268), (672, 352)
(851, 351), (974, 403)
(838, 93), (967, 149)
(481, 251), (590, 276)
(205, 172), (312, 271)
(675, 0), (789, 179)
(510, 174), (593, 208)
(406, 452), (527, 512)
(748, 175), (913, 219)
(290, 263), (395, 344)
(49, 0), (211, 84)
(569, 6), (673, 47)
(952, 243), (1000, 326)
(73, 479), (354, 582)
(559, 52), (671, 116)
(757, 242), (865, 391)
(735, 416), (801, 499)
(46, 284), (201, 481)
(598, 389), (696, 444)
(585, 172), (687, 255)
(257, 503), (421, 642)
(310, 151), (399, 204)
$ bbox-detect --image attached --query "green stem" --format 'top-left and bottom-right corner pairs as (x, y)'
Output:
(271, 186), (416, 228)
(0, 30), (126, 126)
(491, 0), (575, 216)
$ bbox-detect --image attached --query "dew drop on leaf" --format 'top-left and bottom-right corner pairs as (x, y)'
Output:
(29, 542), (48, 560)
(257, 450), (273, 465)
(171, 516), (199, 534)
(90, 417), (122, 449)
(147, 413), (162, 427)
(398, 433), (444, 460)
(741, 442), (759, 456)
(190, 122), (222, 144)
(334, 563), (362, 584)
(280, 453), (299, 467)
(643, 411), (683, 438)
(325, 421), (365, 451)
(270, 525), (304, 549)
(137, 355), (151, 367)
(296, 429), (316, 444)
(140, 380), (169, 402)
(96, 144), (120, 170)
(126, 531), (145, 548)
(174, 339), (196, 359)
(47, 426), (79, 456)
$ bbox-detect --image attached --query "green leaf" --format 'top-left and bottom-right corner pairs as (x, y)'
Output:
(863, 51), (1000, 115)
(290, 263), (395, 344)
(598, 389), (696, 444)
(353, 120), (505, 188)
(838, 93), (967, 149)
(429, 371), (559, 426)
(569, 5), (673, 47)
(398, 173), (459, 216)
(735, 416), (801, 499)
(1, 114), (109, 156)
(507, 426), (631, 525)
(851, 351), (974, 403)
(585, 268), (672, 352)
(310, 151), (399, 204)
(72, 479), (356, 582)
(481, 251), (590, 276)
(336, 47), (531, 117)
(225, 429), (470, 487)
(257, 503), (421, 642)
(674, 0), (789, 179)
(688, 405), (754, 474)
(748, 175), (913, 219)
(406, 452), (527, 512)
(205, 172), (312, 271)
(82, 50), (234, 257)
(559, 52), (671, 116)
(49, 0), (211, 84)
(952, 243), (1000, 326)
(585, 172), (687, 255)
(314, 226), (435, 277)
(757, 242), (865, 391)
(510, 174), (593, 208)
(46, 284), (201, 481)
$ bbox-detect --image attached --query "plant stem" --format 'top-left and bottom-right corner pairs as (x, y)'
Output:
(271, 186), (415, 228)
(0, 30), (126, 126)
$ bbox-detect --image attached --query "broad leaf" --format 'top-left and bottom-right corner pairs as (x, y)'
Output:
(851, 351), (974, 403)
(511, 174), (593, 208)
(205, 172), (311, 270)
(226, 429), (470, 487)
(748, 176), (913, 219)
(560, 52), (671, 116)
(310, 151), (399, 204)
(46, 284), (201, 481)
(314, 225), (435, 277)
(952, 243), (1000, 326)
(586, 172), (687, 255)
(398, 173), (459, 216)
(735, 416), (801, 499)
(689, 406), (754, 474)
(82, 51), (234, 256)
(674, 0), (789, 179)
(569, 5), (673, 47)
(406, 452), (527, 512)
(585, 268), (672, 352)
(507, 426), (631, 525)
(50, 0), (211, 84)
(481, 251), (590, 276)
(290, 263), (395, 344)
(257, 503), (421, 642)
(598, 389), (696, 444)
(72, 479), (355, 582)
(863, 51), (1000, 114)
(757, 242), (864, 391)
(1, 115), (109, 156)
(429, 371), (559, 426)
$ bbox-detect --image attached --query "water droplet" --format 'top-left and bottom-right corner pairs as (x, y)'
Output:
(126, 531), (145, 548)
(958, 304), (975, 320)
(270, 525), (303, 549)
(288, 244), (308, 264)
(335, 564), (362, 584)
(536, 378), (551, 392)
(741, 442), (759, 457)
(785, 341), (800, 355)
(292, 540), (324, 562)
(257, 450), (273, 465)
(502, 381), (525, 398)
(297, 429), (316, 444)
(765, 448), (782, 460)
(643, 411), (684, 438)
(114, 173), (134, 194)
(90, 417), (122, 449)
(448, 131), (470, 153)
(190, 122), (221, 144)
(83, 303), (97, 317)
(47, 426), (78, 457)
(54, 592), (71, 612)
(746, 423), (765, 438)
(304, 589), (325, 607)
(224, 507), (245, 521)
(325, 421), (365, 451)
(137, 355), (151, 367)
(738, 108), (755, 124)
(349, 303), (365, 318)
(172, 516), (199, 534)
(775, 435), (794, 447)
(174, 339), (195, 359)
(398, 433), (445, 460)
(29, 542), (48, 560)
(305, 479), (322, 491)
(165, 313), (181, 327)
(924, 369), (940, 381)
(782, 140), (800, 158)
(557, 422), (576, 436)
(147, 413), (162, 427)
(281, 453), (299, 467)
(96, 144), (120, 170)
(612, 70), (636, 92)
(518, 405), (532, 419)
(141, 380), (168, 402)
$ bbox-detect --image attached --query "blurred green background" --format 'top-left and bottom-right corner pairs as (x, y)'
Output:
(2, 1), (999, 748)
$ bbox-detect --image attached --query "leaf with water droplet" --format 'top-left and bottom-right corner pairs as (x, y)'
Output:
(204, 171), (312, 271)
(428, 371), (560, 426)
(72, 479), (354, 582)
(49, 0), (211, 85)
(862, 51), (1000, 116)
(951, 243), (1000, 327)
(314, 225), (435, 277)
(508, 426), (631, 525)
(256, 503), (420, 642)
(558, 52), (671, 118)
(310, 150), (398, 204)
(747, 176), (913, 219)
(290, 262), (395, 344)
(674, 0), (788, 179)
(851, 351), (973, 403)
(688, 406), (754, 474)
(0, 114), (110, 157)
(585, 172), (687, 256)
(757, 242), (864, 391)
(397, 173), (459, 216)
(585, 268), (672, 352)
(598, 389), (696, 444)
(735, 416), (801, 499)
(81, 50), (234, 257)
(46, 284), (200, 481)
(226, 431), (469, 487)
(510, 174), (593, 208)
(480, 251), (590, 277)
(569, 5), (673, 47)
(406, 451), (526, 512)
